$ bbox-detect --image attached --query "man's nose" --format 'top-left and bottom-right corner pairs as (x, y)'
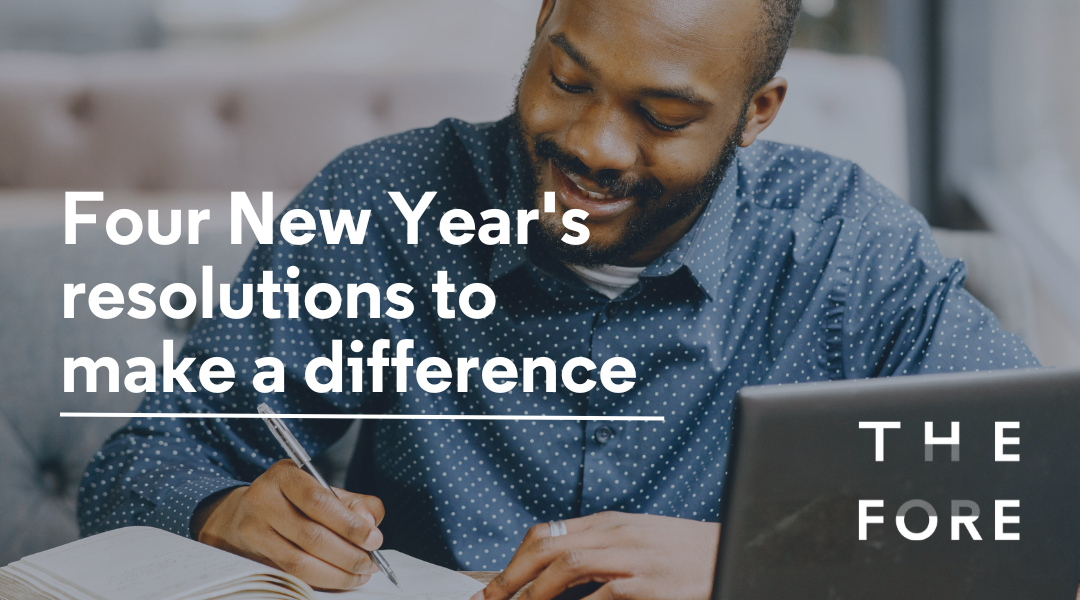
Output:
(563, 103), (637, 175)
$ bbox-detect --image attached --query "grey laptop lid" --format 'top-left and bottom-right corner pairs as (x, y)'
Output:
(713, 368), (1080, 600)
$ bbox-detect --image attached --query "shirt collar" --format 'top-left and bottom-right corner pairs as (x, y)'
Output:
(639, 155), (741, 301)
(489, 136), (742, 302)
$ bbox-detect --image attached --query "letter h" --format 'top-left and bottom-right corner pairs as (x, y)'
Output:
(925, 421), (960, 461)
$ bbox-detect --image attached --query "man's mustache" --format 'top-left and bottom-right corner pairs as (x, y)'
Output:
(533, 136), (663, 201)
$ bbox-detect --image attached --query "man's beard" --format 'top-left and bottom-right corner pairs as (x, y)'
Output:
(511, 98), (748, 268)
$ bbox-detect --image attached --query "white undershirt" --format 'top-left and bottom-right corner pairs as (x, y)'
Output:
(566, 263), (647, 299)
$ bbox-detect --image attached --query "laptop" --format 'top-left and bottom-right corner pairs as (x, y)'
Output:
(713, 367), (1080, 600)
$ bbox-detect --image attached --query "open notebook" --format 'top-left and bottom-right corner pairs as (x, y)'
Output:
(0, 527), (484, 600)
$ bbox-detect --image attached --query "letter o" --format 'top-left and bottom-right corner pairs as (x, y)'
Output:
(459, 283), (496, 319)
(305, 283), (342, 320)
(159, 283), (197, 319)
(106, 209), (143, 245)
(896, 499), (938, 541)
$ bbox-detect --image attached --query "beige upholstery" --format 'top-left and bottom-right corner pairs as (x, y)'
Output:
(0, 53), (515, 191)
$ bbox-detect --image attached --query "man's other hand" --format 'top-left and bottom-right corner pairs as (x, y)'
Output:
(474, 512), (721, 600)
(192, 459), (385, 590)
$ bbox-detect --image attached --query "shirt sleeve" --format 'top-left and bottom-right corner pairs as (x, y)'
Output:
(77, 152), (392, 539)
(839, 199), (1040, 378)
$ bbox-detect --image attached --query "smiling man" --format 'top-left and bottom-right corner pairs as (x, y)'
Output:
(78, 1), (1037, 599)
(519, 0), (778, 270)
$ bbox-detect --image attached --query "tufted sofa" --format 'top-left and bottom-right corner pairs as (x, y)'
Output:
(0, 50), (908, 200)
(0, 52), (517, 192)
(0, 49), (1039, 566)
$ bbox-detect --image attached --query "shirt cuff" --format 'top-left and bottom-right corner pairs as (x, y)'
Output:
(141, 476), (247, 539)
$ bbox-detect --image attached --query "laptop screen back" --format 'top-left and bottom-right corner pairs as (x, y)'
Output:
(714, 368), (1080, 600)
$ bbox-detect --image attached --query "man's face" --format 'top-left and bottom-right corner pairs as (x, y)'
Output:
(513, 0), (764, 267)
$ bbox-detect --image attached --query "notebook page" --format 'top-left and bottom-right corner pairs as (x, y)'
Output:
(18, 527), (308, 600)
(7, 562), (90, 600)
(0, 568), (75, 600)
(318, 551), (484, 600)
(8, 553), (309, 600)
(189, 575), (311, 600)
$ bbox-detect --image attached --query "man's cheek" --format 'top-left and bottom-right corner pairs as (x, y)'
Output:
(518, 88), (567, 137)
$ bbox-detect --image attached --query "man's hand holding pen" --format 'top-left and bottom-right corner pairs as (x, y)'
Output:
(192, 459), (387, 590)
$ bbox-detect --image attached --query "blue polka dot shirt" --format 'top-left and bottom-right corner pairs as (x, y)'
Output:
(77, 117), (1038, 570)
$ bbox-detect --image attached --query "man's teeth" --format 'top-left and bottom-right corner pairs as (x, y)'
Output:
(572, 180), (615, 200)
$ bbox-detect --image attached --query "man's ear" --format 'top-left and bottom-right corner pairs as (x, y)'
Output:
(536, 0), (557, 37)
(739, 77), (787, 147)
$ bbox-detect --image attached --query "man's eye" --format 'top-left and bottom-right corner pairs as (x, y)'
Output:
(640, 109), (690, 133)
(550, 72), (590, 94)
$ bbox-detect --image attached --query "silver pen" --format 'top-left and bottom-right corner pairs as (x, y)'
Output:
(257, 403), (400, 589)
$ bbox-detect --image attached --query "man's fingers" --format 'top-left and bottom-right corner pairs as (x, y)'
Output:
(336, 489), (386, 525)
(477, 527), (562, 600)
(276, 463), (383, 551)
(269, 500), (379, 576)
(520, 549), (635, 600)
(583, 579), (645, 600)
(477, 520), (598, 600)
(261, 528), (372, 590)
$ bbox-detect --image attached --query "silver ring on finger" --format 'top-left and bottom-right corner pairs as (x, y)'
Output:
(548, 520), (568, 538)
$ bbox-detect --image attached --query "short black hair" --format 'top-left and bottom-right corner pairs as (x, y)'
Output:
(746, 0), (801, 97)
(536, 0), (801, 100)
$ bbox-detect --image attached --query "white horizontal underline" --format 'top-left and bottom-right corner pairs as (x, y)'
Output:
(59, 412), (665, 422)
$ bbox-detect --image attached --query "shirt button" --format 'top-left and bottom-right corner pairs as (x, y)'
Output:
(606, 303), (622, 318)
(594, 426), (615, 444)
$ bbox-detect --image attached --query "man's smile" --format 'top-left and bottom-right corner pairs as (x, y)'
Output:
(551, 163), (636, 223)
